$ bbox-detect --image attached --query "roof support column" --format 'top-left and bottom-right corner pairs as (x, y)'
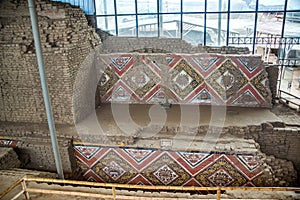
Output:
(27, 0), (64, 179)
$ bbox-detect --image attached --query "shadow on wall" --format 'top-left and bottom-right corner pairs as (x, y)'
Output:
(72, 46), (103, 123)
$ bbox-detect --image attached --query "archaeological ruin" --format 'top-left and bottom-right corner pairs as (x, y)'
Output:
(0, 0), (300, 199)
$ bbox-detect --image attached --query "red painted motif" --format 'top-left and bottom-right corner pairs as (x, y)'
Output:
(74, 145), (266, 186)
(99, 54), (271, 107)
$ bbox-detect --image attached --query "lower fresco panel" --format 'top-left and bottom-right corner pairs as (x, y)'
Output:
(0, 138), (19, 147)
(74, 145), (268, 187)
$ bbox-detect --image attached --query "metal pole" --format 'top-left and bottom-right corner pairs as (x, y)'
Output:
(135, 0), (138, 37)
(226, 0), (230, 46)
(159, 0), (163, 37)
(217, 0), (222, 46)
(113, 0), (118, 35)
(180, 0), (183, 39)
(252, 0), (259, 54)
(204, 0), (207, 45)
(281, 0), (288, 37)
(27, 0), (64, 179)
(103, 0), (108, 30)
(93, 0), (97, 29)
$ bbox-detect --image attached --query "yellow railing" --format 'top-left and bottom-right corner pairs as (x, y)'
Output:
(1, 176), (300, 200)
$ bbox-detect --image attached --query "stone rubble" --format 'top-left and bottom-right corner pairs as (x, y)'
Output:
(266, 155), (298, 186)
(0, 147), (21, 170)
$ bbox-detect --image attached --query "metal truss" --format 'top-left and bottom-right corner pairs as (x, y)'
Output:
(228, 37), (300, 45)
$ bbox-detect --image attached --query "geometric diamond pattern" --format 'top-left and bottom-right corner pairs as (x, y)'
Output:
(250, 71), (269, 99)
(111, 84), (132, 102)
(111, 57), (131, 71)
(195, 157), (247, 187)
(216, 70), (235, 90)
(102, 161), (126, 181)
(99, 66), (119, 95)
(166, 56), (175, 65)
(173, 70), (194, 90)
(207, 59), (248, 101)
(124, 148), (154, 163)
(87, 176), (97, 182)
(91, 150), (138, 183)
(74, 146), (100, 160)
(238, 57), (261, 73)
(169, 59), (204, 100)
(208, 168), (234, 186)
(142, 153), (191, 186)
(237, 155), (260, 171)
(110, 55), (133, 76)
(192, 56), (219, 71)
(154, 164), (179, 185)
(190, 88), (212, 103)
(98, 54), (272, 107)
(147, 88), (167, 103)
(232, 90), (260, 105)
(123, 64), (160, 99)
(75, 145), (267, 187)
(178, 152), (210, 167)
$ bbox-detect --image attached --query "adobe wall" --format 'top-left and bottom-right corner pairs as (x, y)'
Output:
(254, 126), (300, 173)
(0, 0), (101, 124)
(101, 36), (250, 54)
(0, 147), (21, 170)
(0, 122), (78, 176)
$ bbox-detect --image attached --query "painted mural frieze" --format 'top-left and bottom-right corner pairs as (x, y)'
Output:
(99, 54), (272, 107)
(74, 145), (271, 187)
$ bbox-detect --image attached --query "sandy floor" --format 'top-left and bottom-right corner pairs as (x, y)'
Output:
(1, 104), (295, 141)
(271, 102), (300, 125)
(0, 174), (23, 200)
(75, 104), (282, 137)
(72, 104), (287, 150)
(98, 104), (282, 128)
